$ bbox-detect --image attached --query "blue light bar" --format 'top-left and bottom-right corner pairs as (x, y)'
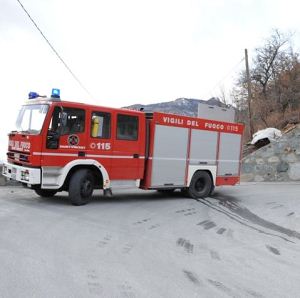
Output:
(28, 91), (39, 99)
(51, 88), (60, 99)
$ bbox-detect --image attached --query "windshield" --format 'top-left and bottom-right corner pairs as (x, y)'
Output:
(15, 104), (49, 134)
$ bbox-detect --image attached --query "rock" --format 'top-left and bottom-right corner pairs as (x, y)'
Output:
(284, 146), (293, 153)
(288, 163), (300, 181)
(242, 163), (253, 173)
(260, 146), (274, 158)
(273, 142), (287, 154)
(240, 173), (254, 182)
(254, 175), (264, 182)
(242, 126), (300, 182)
(277, 161), (289, 173)
(274, 173), (286, 181)
(290, 139), (300, 149)
(283, 153), (297, 163)
(256, 158), (265, 165)
(268, 156), (279, 163)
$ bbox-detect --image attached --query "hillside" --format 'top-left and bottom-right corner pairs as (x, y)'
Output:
(124, 97), (226, 117)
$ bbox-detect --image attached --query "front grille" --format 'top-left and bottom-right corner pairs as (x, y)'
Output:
(7, 151), (30, 163)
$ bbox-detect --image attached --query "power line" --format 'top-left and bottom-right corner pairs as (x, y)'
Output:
(16, 0), (93, 98)
(204, 57), (245, 99)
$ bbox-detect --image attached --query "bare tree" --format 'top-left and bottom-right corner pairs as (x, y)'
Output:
(218, 85), (228, 106)
(231, 29), (300, 140)
(251, 29), (291, 94)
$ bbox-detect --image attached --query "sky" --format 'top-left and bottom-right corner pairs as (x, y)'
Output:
(1, 0), (300, 161)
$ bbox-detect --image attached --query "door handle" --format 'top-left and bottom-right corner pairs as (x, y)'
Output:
(133, 153), (139, 158)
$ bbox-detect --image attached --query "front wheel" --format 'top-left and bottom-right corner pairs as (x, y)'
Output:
(69, 169), (94, 206)
(35, 188), (57, 197)
(187, 171), (213, 199)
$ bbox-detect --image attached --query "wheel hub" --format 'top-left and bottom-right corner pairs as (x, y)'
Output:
(81, 179), (92, 197)
(195, 178), (205, 192)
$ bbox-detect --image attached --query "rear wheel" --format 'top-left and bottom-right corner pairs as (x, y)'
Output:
(209, 184), (215, 196)
(187, 171), (213, 199)
(34, 188), (57, 197)
(69, 169), (94, 206)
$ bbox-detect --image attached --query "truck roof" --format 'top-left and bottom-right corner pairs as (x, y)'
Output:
(24, 97), (145, 116)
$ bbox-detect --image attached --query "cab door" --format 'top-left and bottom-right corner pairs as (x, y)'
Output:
(111, 112), (145, 180)
(40, 105), (87, 188)
(43, 106), (87, 165)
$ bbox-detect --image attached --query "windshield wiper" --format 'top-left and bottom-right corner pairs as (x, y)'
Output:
(20, 129), (40, 134)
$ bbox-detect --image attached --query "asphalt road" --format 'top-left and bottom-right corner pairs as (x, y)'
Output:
(1, 184), (300, 298)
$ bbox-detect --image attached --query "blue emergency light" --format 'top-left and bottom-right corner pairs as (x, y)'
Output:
(51, 88), (60, 99)
(28, 91), (39, 99)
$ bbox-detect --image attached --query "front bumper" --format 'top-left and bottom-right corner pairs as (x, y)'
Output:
(2, 162), (41, 185)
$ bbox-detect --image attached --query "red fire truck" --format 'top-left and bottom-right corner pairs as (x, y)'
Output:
(2, 90), (244, 205)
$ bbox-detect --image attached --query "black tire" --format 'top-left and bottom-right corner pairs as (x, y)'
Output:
(69, 169), (94, 206)
(35, 188), (57, 197)
(187, 171), (213, 199)
(209, 184), (215, 196)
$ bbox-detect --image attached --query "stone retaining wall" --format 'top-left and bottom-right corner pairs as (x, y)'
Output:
(241, 125), (300, 182)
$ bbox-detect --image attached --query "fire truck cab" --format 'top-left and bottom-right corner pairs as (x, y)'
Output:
(3, 90), (244, 205)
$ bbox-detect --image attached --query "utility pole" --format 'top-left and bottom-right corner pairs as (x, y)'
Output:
(245, 49), (254, 138)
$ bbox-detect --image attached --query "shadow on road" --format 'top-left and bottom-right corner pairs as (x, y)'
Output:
(30, 189), (189, 206)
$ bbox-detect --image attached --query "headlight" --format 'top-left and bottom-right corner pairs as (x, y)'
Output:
(2, 166), (7, 175)
(21, 170), (30, 181)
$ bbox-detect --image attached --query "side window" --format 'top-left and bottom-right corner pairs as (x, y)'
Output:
(46, 107), (85, 149)
(48, 107), (61, 132)
(91, 112), (111, 138)
(117, 114), (138, 141)
(61, 108), (85, 135)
